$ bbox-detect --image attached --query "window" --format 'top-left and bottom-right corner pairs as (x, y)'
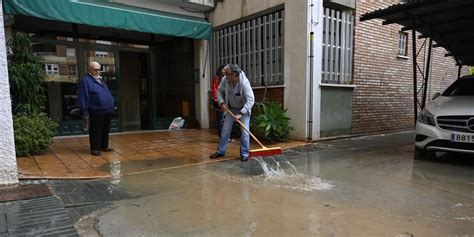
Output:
(45, 64), (59, 74)
(68, 65), (77, 75)
(66, 48), (75, 58)
(96, 40), (112, 45)
(101, 64), (109, 72)
(95, 51), (108, 57)
(210, 10), (284, 86)
(443, 78), (474, 96)
(398, 32), (408, 56)
(322, 8), (354, 84)
(32, 44), (57, 56)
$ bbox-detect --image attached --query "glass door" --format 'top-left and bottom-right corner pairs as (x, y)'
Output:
(83, 48), (122, 132)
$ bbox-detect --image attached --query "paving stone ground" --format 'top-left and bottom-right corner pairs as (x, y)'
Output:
(1, 196), (77, 236)
(0, 180), (138, 236)
(49, 180), (138, 223)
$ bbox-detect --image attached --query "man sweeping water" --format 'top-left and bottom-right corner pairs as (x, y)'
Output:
(210, 64), (255, 162)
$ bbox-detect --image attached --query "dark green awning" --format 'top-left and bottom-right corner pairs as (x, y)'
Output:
(4, 0), (212, 39)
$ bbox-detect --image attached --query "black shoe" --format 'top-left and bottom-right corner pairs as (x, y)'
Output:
(210, 152), (224, 159)
(101, 147), (114, 152)
(91, 150), (101, 156)
(240, 156), (249, 162)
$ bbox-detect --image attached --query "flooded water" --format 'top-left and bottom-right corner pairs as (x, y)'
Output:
(77, 132), (474, 237)
(253, 156), (333, 191)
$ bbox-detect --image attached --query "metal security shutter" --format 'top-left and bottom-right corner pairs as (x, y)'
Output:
(322, 8), (354, 84)
(210, 10), (284, 86)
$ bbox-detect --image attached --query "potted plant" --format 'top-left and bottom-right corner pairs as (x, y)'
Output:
(252, 101), (293, 142)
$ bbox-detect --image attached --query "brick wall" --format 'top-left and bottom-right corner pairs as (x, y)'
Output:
(352, 1), (465, 135)
(208, 87), (284, 129)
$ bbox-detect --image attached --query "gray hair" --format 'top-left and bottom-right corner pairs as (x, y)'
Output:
(88, 61), (100, 69)
(225, 64), (241, 77)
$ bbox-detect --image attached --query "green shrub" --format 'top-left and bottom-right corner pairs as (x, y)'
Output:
(252, 101), (293, 141)
(13, 113), (58, 156)
(7, 32), (46, 115)
(7, 32), (55, 156)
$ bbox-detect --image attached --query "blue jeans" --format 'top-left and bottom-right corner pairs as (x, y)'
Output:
(216, 109), (250, 158)
(216, 110), (224, 138)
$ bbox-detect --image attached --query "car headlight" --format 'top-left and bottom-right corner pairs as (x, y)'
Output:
(418, 109), (435, 126)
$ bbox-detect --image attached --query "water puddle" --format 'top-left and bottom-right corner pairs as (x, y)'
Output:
(254, 157), (296, 179)
(98, 158), (184, 175)
(451, 203), (474, 221)
(253, 156), (333, 191)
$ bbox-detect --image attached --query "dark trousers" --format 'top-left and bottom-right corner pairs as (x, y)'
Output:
(89, 112), (111, 151)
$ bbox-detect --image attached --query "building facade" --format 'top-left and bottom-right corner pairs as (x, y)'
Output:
(207, 0), (466, 139)
(3, 0), (214, 136)
(0, 0), (215, 185)
(352, 1), (463, 134)
(0, 0), (467, 184)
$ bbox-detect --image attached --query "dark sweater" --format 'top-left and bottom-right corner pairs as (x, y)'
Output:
(77, 74), (114, 117)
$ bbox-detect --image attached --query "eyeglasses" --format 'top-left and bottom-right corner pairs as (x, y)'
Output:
(92, 69), (101, 71)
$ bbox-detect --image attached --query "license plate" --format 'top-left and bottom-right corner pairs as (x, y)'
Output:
(451, 133), (474, 143)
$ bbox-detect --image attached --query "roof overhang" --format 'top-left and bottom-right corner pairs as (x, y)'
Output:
(360, 0), (474, 65)
(3, 0), (212, 39)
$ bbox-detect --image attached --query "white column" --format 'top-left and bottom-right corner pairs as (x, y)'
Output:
(284, 0), (323, 141)
(284, 0), (310, 140)
(194, 40), (210, 129)
(0, 2), (19, 186)
(309, 0), (323, 140)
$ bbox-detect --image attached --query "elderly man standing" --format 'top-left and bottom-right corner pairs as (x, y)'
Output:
(210, 64), (255, 162)
(78, 61), (115, 156)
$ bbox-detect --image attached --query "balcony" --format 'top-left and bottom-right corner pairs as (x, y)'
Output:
(112, 0), (215, 13)
(182, 0), (215, 11)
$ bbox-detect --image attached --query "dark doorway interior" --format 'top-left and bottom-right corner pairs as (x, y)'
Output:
(119, 51), (151, 130)
(154, 38), (196, 128)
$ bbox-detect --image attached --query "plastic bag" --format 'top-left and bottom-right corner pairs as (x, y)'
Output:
(168, 117), (185, 130)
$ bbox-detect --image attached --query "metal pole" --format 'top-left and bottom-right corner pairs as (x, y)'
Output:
(421, 38), (432, 109)
(457, 64), (462, 80)
(308, 31), (314, 142)
(412, 27), (417, 124)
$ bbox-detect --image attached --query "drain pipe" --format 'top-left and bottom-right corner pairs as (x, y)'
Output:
(307, 0), (315, 142)
(457, 64), (462, 80)
(307, 31), (314, 142)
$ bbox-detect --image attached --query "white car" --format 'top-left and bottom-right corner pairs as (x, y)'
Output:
(415, 76), (474, 157)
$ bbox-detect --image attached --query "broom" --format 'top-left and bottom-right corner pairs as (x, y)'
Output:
(226, 108), (283, 157)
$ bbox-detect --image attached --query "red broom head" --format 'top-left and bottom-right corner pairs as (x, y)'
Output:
(249, 147), (283, 157)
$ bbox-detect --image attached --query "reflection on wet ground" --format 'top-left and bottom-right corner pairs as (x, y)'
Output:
(77, 132), (474, 237)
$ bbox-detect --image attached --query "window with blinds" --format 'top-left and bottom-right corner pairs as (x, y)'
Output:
(322, 8), (354, 84)
(398, 32), (408, 56)
(210, 10), (284, 87)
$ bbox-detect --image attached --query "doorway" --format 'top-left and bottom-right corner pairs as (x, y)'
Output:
(119, 51), (151, 131)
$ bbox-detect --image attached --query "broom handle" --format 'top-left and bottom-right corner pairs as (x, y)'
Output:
(225, 108), (267, 149)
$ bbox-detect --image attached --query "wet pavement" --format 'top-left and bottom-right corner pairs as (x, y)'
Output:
(16, 129), (305, 179)
(1, 196), (78, 236)
(70, 131), (474, 236)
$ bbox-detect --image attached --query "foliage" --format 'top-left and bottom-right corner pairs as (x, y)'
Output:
(7, 32), (46, 115)
(469, 66), (474, 76)
(13, 113), (58, 156)
(252, 101), (293, 141)
(7, 32), (56, 156)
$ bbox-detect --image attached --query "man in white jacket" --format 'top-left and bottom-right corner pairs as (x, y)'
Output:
(210, 64), (255, 162)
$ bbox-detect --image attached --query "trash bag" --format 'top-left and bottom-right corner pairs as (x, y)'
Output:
(168, 117), (185, 130)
